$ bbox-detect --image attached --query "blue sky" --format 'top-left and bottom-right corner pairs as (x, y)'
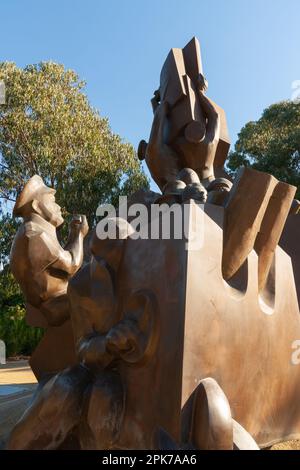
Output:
(0, 0), (299, 190)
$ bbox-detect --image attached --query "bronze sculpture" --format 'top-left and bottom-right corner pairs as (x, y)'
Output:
(6, 37), (300, 450)
(138, 37), (231, 197)
(10, 175), (88, 379)
(8, 217), (159, 450)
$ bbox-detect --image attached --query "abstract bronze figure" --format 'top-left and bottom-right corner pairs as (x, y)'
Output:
(7, 37), (300, 450)
(138, 37), (231, 196)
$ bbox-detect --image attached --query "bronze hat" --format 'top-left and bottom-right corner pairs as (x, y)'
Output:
(13, 175), (55, 217)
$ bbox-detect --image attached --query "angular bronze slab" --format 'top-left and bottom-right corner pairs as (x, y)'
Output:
(183, 203), (300, 447)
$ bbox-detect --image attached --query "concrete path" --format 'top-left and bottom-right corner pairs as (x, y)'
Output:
(0, 360), (36, 385)
(0, 361), (37, 448)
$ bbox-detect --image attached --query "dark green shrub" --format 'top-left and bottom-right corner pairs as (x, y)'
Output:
(0, 268), (43, 357)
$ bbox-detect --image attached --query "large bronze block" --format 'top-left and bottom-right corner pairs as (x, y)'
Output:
(102, 202), (300, 449)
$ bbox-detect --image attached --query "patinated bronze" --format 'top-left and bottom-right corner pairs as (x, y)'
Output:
(10, 175), (88, 380)
(6, 37), (300, 450)
(138, 37), (230, 191)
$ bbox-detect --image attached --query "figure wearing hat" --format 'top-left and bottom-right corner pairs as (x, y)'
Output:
(10, 175), (89, 379)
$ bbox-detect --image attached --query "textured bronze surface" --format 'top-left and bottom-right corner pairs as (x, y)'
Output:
(139, 37), (231, 191)
(6, 38), (300, 451)
(10, 175), (88, 380)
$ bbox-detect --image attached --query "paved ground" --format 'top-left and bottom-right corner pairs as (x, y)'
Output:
(0, 360), (37, 448)
(0, 360), (37, 386)
(271, 440), (300, 450)
(0, 361), (299, 450)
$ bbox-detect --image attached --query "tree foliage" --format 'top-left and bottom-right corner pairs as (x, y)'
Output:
(0, 61), (148, 225)
(0, 61), (149, 355)
(0, 266), (43, 357)
(0, 212), (19, 265)
(227, 101), (300, 197)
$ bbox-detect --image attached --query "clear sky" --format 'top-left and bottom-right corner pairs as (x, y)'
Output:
(0, 0), (299, 190)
